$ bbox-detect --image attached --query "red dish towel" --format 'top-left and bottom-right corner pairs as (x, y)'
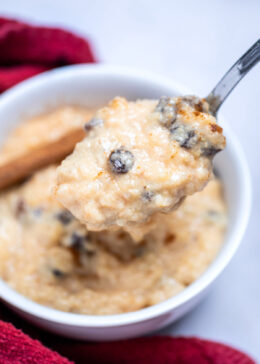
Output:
(0, 320), (256, 364)
(0, 17), (256, 364)
(0, 17), (96, 92)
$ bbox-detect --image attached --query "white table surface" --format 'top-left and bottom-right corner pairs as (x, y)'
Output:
(0, 0), (259, 360)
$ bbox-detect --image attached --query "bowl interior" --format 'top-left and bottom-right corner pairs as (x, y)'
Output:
(0, 65), (251, 326)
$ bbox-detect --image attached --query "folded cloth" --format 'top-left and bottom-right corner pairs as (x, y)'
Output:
(0, 17), (96, 92)
(0, 320), (72, 364)
(0, 319), (255, 364)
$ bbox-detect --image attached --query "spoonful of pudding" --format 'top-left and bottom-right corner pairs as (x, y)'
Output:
(55, 40), (259, 240)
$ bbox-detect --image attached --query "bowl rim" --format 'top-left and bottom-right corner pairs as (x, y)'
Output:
(0, 64), (252, 327)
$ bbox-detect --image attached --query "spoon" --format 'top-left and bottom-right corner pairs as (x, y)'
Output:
(206, 39), (260, 115)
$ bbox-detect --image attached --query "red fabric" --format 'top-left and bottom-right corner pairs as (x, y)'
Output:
(0, 319), (256, 364)
(55, 336), (257, 364)
(0, 17), (256, 364)
(0, 17), (96, 92)
(0, 320), (72, 364)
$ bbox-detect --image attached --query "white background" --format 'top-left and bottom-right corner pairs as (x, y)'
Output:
(0, 0), (259, 360)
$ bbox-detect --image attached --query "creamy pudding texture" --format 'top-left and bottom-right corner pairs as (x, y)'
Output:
(0, 166), (227, 315)
(0, 101), (227, 315)
(56, 96), (226, 240)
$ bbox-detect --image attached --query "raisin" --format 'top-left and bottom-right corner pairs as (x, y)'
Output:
(84, 117), (103, 131)
(155, 96), (177, 128)
(52, 268), (66, 278)
(142, 187), (154, 202)
(70, 233), (85, 250)
(70, 233), (95, 257)
(202, 146), (221, 157)
(109, 148), (134, 174)
(56, 210), (74, 225)
(170, 124), (197, 149)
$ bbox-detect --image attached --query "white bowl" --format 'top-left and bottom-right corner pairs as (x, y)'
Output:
(0, 65), (251, 340)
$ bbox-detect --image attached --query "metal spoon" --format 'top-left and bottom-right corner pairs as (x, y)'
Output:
(206, 39), (260, 116)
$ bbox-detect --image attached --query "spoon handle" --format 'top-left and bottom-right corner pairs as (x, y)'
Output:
(206, 39), (260, 115)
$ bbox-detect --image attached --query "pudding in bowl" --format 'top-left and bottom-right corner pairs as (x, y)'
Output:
(0, 95), (227, 315)
(0, 168), (227, 315)
(0, 65), (251, 340)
